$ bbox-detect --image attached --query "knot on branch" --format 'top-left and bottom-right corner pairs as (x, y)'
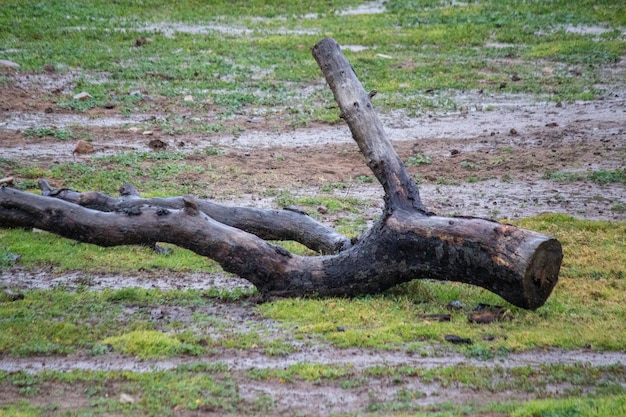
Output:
(119, 184), (141, 197)
(183, 196), (199, 216)
(121, 206), (142, 216)
(156, 208), (170, 216)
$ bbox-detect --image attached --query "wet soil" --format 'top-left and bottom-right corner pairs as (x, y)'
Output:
(1, 58), (625, 415)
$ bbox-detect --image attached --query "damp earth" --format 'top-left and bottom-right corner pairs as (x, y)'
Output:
(1, 36), (626, 417)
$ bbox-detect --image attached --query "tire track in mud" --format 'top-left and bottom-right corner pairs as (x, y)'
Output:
(1, 346), (625, 374)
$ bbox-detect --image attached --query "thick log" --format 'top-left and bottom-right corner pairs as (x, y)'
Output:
(0, 37), (563, 309)
(0, 188), (560, 309)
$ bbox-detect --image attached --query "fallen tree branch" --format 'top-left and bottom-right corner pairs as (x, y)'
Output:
(0, 37), (563, 309)
(37, 180), (353, 255)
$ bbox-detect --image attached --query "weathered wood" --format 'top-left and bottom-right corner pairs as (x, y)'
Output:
(313, 38), (426, 214)
(0, 187), (561, 309)
(0, 37), (563, 309)
(37, 180), (353, 254)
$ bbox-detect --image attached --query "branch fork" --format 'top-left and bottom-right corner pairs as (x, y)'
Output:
(0, 38), (562, 309)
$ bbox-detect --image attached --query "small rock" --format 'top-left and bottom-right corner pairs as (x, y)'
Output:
(3, 289), (25, 302)
(148, 139), (167, 150)
(468, 310), (498, 324)
(151, 243), (173, 255)
(127, 127), (141, 133)
(556, 101), (563, 108)
(134, 37), (150, 47)
(142, 130), (154, 136)
(103, 102), (116, 109)
(184, 95), (194, 102)
(0, 59), (20, 69)
(150, 309), (165, 320)
(336, 326), (346, 332)
(119, 393), (136, 404)
(509, 128), (518, 136)
(73, 92), (92, 101)
(420, 314), (451, 322)
(542, 67), (553, 75)
(511, 74), (521, 82)
(444, 334), (472, 345)
(43, 64), (56, 73)
(450, 149), (460, 156)
(44, 107), (54, 114)
(73, 140), (94, 155)
(0, 176), (15, 186)
(129, 90), (143, 97)
(317, 205), (328, 214)
(545, 122), (559, 127)
(468, 304), (507, 324)
(446, 300), (464, 310)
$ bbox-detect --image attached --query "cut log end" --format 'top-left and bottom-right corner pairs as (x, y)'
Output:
(521, 238), (563, 310)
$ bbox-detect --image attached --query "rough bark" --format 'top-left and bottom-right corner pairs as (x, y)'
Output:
(37, 180), (353, 255)
(312, 38), (426, 214)
(0, 37), (563, 309)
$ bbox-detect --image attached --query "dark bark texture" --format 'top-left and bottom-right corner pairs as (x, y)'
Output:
(0, 37), (563, 309)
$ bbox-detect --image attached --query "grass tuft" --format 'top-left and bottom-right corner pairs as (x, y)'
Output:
(102, 330), (203, 359)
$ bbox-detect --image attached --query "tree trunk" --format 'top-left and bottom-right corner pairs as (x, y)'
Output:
(0, 37), (563, 310)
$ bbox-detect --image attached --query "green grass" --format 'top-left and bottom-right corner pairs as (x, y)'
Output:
(11, 150), (213, 196)
(22, 127), (77, 141)
(543, 169), (626, 185)
(0, 288), (266, 357)
(507, 394), (626, 417)
(1, 1), (625, 415)
(0, 367), (241, 416)
(2, 0), (624, 123)
(0, 228), (220, 273)
(0, 363), (623, 416)
(261, 214), (626, 352)
(101, 330), (203, 359)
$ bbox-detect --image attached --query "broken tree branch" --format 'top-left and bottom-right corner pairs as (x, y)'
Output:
(37, 180), (353, 255)
(313, 38), (426, 214)
(0, 37), (563, 309)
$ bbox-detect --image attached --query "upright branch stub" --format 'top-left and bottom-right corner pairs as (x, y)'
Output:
(312, 37), (427, 214)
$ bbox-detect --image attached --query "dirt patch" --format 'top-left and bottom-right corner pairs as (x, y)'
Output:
(0, 268), (253, 292)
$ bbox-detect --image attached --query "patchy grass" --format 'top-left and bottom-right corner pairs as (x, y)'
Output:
(261, 214), (626, 353)
(101, 330), (202, 359)
(12, 151), (214, 196)
(506, 394), (626, 417)
(0, 367), (241, 416)
(22, 127), (77, 141)
(0, 363), (623, 416)
(2, 0), (624, 124)
(543, 169), (626, 185)
(0, 288), (270, 357)
(0, 228), (221, 274)
(1, 1), (625, 415)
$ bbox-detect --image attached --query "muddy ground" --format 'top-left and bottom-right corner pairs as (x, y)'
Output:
(1, 64), (626, 416)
